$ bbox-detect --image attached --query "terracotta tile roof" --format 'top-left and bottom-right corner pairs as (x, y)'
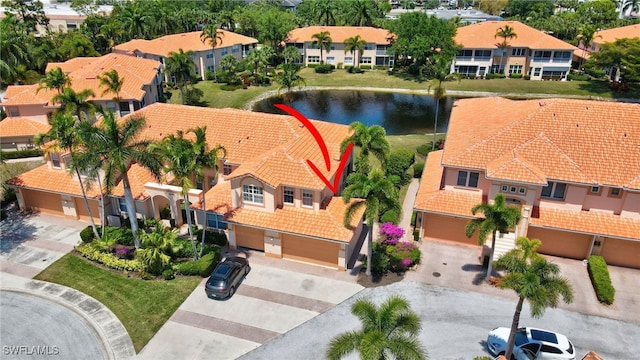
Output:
(3, 54), (160, 106)
(413, 150), (482, 217)
(287, 26), (393, 44)
(594, 24), (640, 45)
(0, 117), (50, 137)
(204, 181), (364, 242)
(110, 163), (159, 200)
(455, 21), (577, 50)
(132, 103), (350, 187)
(7, 164), (102, 198)
(581, 351), (603, 360)
(529, 206), (640, 241)
(113, 30), (258, 57)
(443, 97), (640, 189)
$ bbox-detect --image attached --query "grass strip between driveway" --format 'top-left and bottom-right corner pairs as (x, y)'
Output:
(34, 253), (201, 353)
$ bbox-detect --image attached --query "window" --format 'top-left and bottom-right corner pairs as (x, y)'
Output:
(326, 56), (335, 64)
(553, 51), (571, 61)
(511, 48), (526, 56)
(540, 345), (563, 354)
(118, 198), (127, 212)
(344, 57), (353, 65)
(302, 189), (313, 207)
(51, 153), (61, 168)
(207, 213), (227, 230)
(457, 49), (473, 59)
(206, 51), (214, 59)
(541, 181), (566, 200)
(454, 65), (478, 75)
(518, 187), (526, 195)
(590, 186), (601, 194)
(509, 186), (517, 193)
(223, 164), (232, 176)
(283, 187), (294, 205)
(509, 65), (523, 74)
(542, 70), (566, 80)
(490, 64), (504, 74)
(533, 68), (541, 77)
(364, 44), (372, 50)
(207, 65), (215, 71)
(243, 184), (263, 204)
(479, 67), (486, 76)
(456, 170), (479, 188)
(475, 50), (491, 59)
(232, 45), (239, 53)
(608, 188), (622, 198)
(308, 56), (320, 63)
(361, 57), (372, 64)
(533, 51), (552, 61)
(221, 48), (228, 55)
(501, 185), (509, 192)
(8, 107), (19, 117)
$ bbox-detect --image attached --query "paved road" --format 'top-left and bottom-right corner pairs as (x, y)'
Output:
(0, 291), (107, 360)
(240, 281), (640, 360)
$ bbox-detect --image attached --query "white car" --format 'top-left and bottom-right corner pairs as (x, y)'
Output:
(487, 327), (576, 360)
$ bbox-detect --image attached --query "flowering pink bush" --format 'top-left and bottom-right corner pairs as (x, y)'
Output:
(400, 258), (413, 269)
(380, 222), (405, 244)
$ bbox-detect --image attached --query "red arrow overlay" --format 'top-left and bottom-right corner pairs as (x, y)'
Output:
(275, 103), (353, 194)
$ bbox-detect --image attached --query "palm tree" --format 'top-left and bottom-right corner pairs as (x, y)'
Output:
(164, 48), (196, 105)
(495, 237), (574, 360)
(577, 25), (600, 69)
(200, 24), (224, 77)
(37, 67), (70, 95)
(245, 46), (273, 80)
(282, 45), (302, 65)
(51, 87), (96, 122)
(327, 295), (427, 360)
(343, 170), (400, 277)
(494, 25), (517, 75)
(314, 1), (337, 26)
(98, 69), (125, 116)
(428, 57), (460, 150)
(190, 126), (226, 257)
(340, 122), (390, 174)
(465, 193), (522, 282)
(274, 64), (306, 102)
(119, 3), (151, 40)
(36, 113), (100, 239)
(312, 31), (332, 64)
(153, 131), (200, 259)
(344, 35), (367, 68)
(350, 0), (374, 27)
(78, 110), (163, 248)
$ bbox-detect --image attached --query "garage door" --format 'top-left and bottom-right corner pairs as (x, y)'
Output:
(282, 234), (339, 268)
(422, 213), (478, 246)
(21, 189), (62, 215)
(234, 226), (264, 251)
(527, 227), (591, 259)
(600, 238), (640, 269)
(75, 197), (102, 224)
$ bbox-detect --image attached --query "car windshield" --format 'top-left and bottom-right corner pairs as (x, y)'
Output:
(515, 329), (528, 346)
(207, 278), (226, 288)
(530, 329), (558, 344)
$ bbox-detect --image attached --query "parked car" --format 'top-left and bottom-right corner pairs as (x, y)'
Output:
(487, 327), (575, 360)
(205, 257), (250, 299)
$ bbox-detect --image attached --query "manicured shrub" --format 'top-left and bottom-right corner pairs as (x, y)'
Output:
(416, 144), (431, 156)
(76, 244), (143, 272)
(524, 75), (531, 80)
(413, 162), (424, 178)
(380, 209), (400, 224)
(509, 73), (523, 79)
(193, 229), (228, 246)
(314, 63), (334, 74)
(162, 269), (175, 280)
(103, 226), (134, 246)
(379, 222), (405, 244)
(386, 149), (415, 185)
(413, 229), (420, 241)
(585, 67), (606, 79)
(587, 255), (615, 305)
(1, 189), (17, 205)
(0, 149), (43, 160)
(359, 65), (371, 70)
(173, 250), (220, 277)
(80, 226), (95, 243)
(307, 63), (319, 68)
(337, 62), (343, 69)
(567, 73), (591, 81)
(346, 66), (364, 74)
(410, 211), (417, 227)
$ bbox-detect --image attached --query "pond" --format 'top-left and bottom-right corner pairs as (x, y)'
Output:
(252, 90), (456, 135)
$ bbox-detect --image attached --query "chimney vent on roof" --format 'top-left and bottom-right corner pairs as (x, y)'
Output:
(586, 106), (589, 110)
(539, 101), (545, 107)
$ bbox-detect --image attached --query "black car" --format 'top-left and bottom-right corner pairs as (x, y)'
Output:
(205, 257), (250, 299)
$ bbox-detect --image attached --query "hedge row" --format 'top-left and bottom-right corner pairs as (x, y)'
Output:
(0, 149), (43, 160)
(173, 250), (220, 277)
(587, 255), (615, 305)
(76, 243), (143, 272)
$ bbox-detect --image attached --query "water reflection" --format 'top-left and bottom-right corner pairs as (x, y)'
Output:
(253, 90), (455, 135)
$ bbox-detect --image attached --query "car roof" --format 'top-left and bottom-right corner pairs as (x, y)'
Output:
(524, 327), (571, 349)
(212, 263), (233, 278)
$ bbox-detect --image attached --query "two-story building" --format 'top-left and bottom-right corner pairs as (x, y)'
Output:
(113, 30), (259, 81)
(0, 53), (162, 150)
(576, 23), (640, 79)
(414, 97), (640, 269)
(452, 21), (578, 80)
(285, 26), (394, 68)
(8, 103), (365, 270)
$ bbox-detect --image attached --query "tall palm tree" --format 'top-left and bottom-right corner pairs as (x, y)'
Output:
(37, 67), (70, 95)
(51, 87), (96, 122)
(344, 35), (367, 68)
(577, 25), (600, 69)
(274, 64), (306, 102)
(0, 15), (29, 83)
(119, 3), (151, 40)
(312, 31), (332, 64)
(200, 24), (224, 77)
(340, 122), (390, 174)
(327, 295), (427, 360)
(164, 48), (196, 105)
(78, 110), (163, 248)
(343, 170), (400, 277)
(494, 25), (517, 75)
(465, 193), (522, 282)
(428, 57), (460, 150)
(153, 131), (200, 259)
(350, 0), (374, 27)
(495, 237), (574, 360)
(36, 113), (100, 239)
(190, 126), (226, 257)
(98, 69), (125, 116)
(314, 1), (337, 26)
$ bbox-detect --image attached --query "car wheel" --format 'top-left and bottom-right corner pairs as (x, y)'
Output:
(229, 286), (235, 298)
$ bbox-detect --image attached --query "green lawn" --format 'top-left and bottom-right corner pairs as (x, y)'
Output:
(34, 254), (201, 352)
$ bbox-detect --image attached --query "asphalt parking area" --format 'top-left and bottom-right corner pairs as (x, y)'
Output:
(137, 262), (364, 360)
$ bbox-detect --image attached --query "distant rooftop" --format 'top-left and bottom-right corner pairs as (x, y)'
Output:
(386, 8), (501, 23)
(0, 1), (112, 18)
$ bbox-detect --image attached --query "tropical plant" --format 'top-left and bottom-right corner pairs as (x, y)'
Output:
(428, 57), (460, 150)
(245, 46), (273, 79)
(314, 0), (337, 26)
(164, 48), (196, 104)
(494, 236), (574, 360)
(576, 25), (600, 69)
(282, 45), (302, 65)
(136, 226), (180, 275)
(98, 69), (125, 115)
(51, 87), (96, 122)
(344, 35), (367, 68)
(340, 122), (390, 174)
(326, 295), (427, 360)
(274, 64), (306, 101)
(465, 193), (522, 282)
(494, 25), (517, 75)
(343, 170), (400, 276)
(312, 31), (333, 64)
(190, 126), (226, 257)
(37, 67), (71, 95)
(78, 110), (163, 248)
(35, 113), (100, 239)
(349, 0), (374, 27)
(200, 23), (224, 77)
(0, 15), (29, 83)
